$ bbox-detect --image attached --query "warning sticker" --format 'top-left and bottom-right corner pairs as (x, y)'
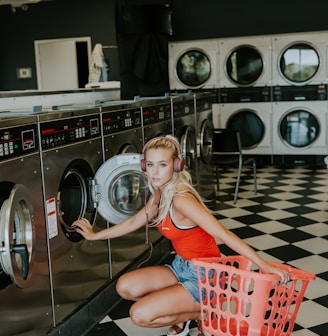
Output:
(46, 198), (58, 239)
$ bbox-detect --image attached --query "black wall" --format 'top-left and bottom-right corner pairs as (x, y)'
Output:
(170, 0), (328, 40)
(0, 0), (118, 91)
(1, 0), (328, 91)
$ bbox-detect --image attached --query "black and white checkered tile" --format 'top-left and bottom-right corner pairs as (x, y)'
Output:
(86, 166), (328, 336)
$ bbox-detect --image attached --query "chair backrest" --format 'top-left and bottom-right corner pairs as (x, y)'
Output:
(212, 128), (242, 154)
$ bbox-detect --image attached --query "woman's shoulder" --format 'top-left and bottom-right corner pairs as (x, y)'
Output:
(174, 184), (199, 201)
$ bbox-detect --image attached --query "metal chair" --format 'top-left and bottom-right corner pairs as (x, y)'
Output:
(212, 128), (257, 203)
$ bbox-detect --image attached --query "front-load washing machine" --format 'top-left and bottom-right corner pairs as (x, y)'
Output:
(100, 100), (162, 278)
(272, 86), (327, 162)
(272, 31), (328, 86)
(0, 114), (53, 335)
(219, 87), (273, 158)
(168, 39), (219, 90)
(37, 107), (111, 326)
(194, 91), (216, 208)
(171, 93), (197, 184)
(218, 35), (272, 88)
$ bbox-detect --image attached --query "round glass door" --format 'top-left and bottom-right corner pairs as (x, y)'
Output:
(180, 126), (196, 169)
(58, 161), (95, 242)
(227, 110), (265, 149)
(199, 119), (213, 164)
(176, 49), (211, 89)
(226, 45), (264, 86)
(0, 184), (34, 288)
(279, 43), (320, 85)
(94, 154), (147, 224)
(279, 109), (320, 148)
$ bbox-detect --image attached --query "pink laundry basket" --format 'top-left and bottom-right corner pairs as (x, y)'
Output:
(192, 256), (316, 336)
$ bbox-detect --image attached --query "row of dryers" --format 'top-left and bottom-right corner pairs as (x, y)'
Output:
(169, 31), (328, 163)
(214, 84), (328, 161)
(169, 30), (328, 90)
(0, 91), (215, 335)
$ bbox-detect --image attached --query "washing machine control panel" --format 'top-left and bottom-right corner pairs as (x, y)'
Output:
(102, 108), (142, 134)
(273, 84), (327, 101)
(40, 114), (101, 149)
(196, 96), (213, 113)
(173, 99), (195, 118)
(142, 103), (171, 125)
(0, 124), (37, 160)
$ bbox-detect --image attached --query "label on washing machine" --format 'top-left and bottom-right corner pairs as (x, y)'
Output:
(46, 198), (58, 239)
(116, 154), (141, 165)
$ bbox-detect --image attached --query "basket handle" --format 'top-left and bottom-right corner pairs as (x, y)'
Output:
(270, 261), (316, 282)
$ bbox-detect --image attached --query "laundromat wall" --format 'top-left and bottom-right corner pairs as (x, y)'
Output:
(1, 2), (328, 335)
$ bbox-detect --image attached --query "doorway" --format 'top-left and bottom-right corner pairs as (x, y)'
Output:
(34, 37), (91, 90)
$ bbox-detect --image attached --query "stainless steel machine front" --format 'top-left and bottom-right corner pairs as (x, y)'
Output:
(100, 100), (161, 278)
(171, 93), (197, 184)
(0, 114), (53, 335)
(194, 91), (216, 209)
(38, 107), (110, 326)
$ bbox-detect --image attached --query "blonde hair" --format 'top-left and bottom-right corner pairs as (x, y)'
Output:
(144, 135), (211, 225)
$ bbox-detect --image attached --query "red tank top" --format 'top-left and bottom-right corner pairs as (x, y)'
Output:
(158, 209), (221, 260)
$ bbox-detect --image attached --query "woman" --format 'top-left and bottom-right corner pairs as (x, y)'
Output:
(73, 135), (290, 336)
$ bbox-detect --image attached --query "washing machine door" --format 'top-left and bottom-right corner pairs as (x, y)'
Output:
(279, 108), (320, 148)
(0, 184), (33, 288)
(180, 126), (196, 169)
(226, 45), (264, 87)
(199, 119), (213, 164)
(227, 109), (265, 149)
(279, 43), (320, 85)
(176, 49), (212, 89)
(93, 153), (147, 224)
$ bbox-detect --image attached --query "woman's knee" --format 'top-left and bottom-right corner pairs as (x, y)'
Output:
(116, 274), (134, 300)
(129, 302), (150, 327)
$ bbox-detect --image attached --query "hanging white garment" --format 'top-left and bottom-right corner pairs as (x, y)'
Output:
(88, 43), (104, 83)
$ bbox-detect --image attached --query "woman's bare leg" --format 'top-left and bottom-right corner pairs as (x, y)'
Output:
(116, 265), (179, 301)
(129, 283), (200, 328)
(116, 265), (200, 329)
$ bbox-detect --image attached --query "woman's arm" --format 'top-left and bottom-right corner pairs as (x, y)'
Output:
(72, 193), (159, 241)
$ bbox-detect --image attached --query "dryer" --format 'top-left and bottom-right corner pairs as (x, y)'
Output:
(0, 114), (53, 335)
(194, 91), (216, 208)
(218, 35), (272, 88)
(219, 87), (273, 159)
(272, 85), (328, 163)
(272, 31), (327, 86)
(100, 100), (161, 278)
(171, 93), (197, 183)
(168, 39), (219, 90)
(37, 107), (111, 326)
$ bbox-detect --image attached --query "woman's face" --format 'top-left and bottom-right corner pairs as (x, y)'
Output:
(145, 147), (174, 189)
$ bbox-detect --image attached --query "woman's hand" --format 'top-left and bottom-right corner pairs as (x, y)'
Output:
(72, 218), (96, 240)
(261, 262), (290, 284)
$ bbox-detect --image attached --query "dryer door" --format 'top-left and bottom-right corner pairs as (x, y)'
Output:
(0, 184), (33, 288)
(176, 49), (212, 89)
(279, 43), (320, 85)
(226, 45), (264, 87)
(199, 119), (213, 164)
(279, 108), (320, 148)
(227, 109), (265, 150)
(93, 153), (147, 224)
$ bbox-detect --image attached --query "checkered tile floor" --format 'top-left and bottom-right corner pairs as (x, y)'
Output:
(86, 166), (328, 336)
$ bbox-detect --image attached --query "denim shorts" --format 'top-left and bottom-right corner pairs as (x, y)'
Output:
(166, 254), (201, 305)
